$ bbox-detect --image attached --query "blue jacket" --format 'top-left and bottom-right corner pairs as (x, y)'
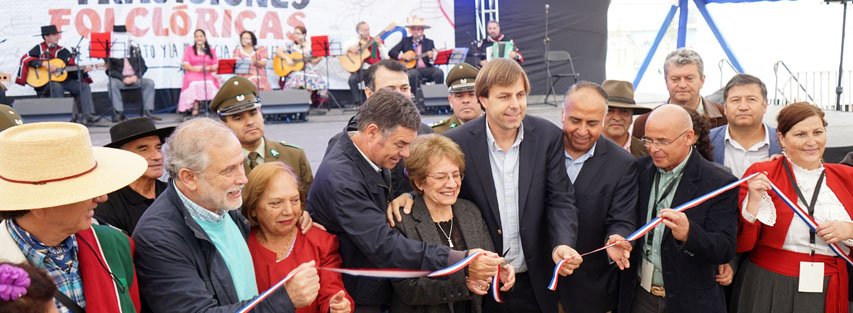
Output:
(709, 124), (782, 166)
(132, 183), (295, 313)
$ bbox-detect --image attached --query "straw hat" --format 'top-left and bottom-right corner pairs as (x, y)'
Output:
(405, 16), (431, 29)
(0, 122), (147, 211)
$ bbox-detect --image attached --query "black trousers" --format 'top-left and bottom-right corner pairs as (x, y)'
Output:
(348, 71), (365, 106)
(35, 79), (95, 115)
(483, 272), (542, 313)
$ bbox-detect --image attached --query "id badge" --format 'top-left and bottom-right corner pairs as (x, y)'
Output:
(641, 258), (654, 291)
(798, 262), (824, 293)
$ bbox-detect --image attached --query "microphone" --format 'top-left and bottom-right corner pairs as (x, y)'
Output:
(545, 3), (550, 13)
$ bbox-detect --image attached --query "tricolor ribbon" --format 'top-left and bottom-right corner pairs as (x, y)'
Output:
(547, 172), (760, 291)
(491, 265), (502, 303)
(766, 179), (853, 266)
(236, 252), (486, 313)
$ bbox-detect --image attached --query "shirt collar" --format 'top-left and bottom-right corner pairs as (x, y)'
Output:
(565, 141), (597, 162)
(352, 138), (381, 173)
(723, 123), (771, 151)
(485, 118), (524, 152)
(657, 147), (692, 176)
(242, 137), (266, 158)
(621, 134), (632, 151)
(7, 219), (78, 272)
(174, 181), (227, 223)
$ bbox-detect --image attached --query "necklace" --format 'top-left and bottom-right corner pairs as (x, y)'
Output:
(436, 219), (454, 248)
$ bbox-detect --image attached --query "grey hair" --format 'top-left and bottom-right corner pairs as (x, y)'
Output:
(163, 118), (239, 178)
(663, 48), (704, 77)
(357, 89), (421, 136)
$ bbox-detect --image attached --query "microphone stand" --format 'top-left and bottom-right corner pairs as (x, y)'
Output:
(200, 44), (209, 117)
(253, 45), (262, 92)
(543, 4), (556, 106)
(834, 0), (848, 111)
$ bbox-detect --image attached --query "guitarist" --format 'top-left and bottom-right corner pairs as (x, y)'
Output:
(275, 25), (328, 108)
(345, 22), (387, 107)
(388, 18), (443, 106)
(16, 25), (97, 124)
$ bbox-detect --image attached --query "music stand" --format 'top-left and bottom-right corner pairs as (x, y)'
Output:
(311, 35), (342, 110)
(89, 32), (111, 58)
(217, 59), (237, 75)
(234, 58), (252, 75)
(433, 49), (453, 66)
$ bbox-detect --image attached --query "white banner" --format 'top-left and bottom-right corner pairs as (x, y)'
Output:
(0, 0), (456, 97)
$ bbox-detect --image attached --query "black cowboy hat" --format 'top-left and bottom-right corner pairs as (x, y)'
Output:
(40, 25), (61, 36)
(105, 117), (175, 149)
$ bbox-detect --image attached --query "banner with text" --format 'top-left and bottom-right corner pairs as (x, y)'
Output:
(0, 0), (456, 96)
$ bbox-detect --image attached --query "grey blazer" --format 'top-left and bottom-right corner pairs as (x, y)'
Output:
(390, 195), (495, 313)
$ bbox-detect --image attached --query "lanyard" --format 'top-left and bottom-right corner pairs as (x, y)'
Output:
(782, 159), (825, 255)
(645, 170), (682, 256)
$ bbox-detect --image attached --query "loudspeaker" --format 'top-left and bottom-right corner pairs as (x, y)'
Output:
(258, 90), (310, 122)
(420, 84), (451, 115)
(12, 97), (75, 116)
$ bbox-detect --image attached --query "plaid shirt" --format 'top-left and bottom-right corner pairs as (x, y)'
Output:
(7, 220), (85, 313)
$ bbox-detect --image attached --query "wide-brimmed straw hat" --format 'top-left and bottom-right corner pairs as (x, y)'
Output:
(405, 16), (431, 29)
(0, 122), (147, 211)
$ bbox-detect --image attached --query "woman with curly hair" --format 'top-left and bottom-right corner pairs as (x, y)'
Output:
(685, 107), (715, 161)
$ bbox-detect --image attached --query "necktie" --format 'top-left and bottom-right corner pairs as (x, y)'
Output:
(248, 152), (260, 170)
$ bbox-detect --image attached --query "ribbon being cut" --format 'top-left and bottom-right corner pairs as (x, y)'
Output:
(239, 171), (853, 312)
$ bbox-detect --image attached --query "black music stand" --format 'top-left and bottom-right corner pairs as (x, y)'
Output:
(311, 35), (342, 110)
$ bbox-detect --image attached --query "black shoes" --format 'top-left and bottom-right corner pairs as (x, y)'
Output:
(142, 110), (162, 121)
(112, 111), (127, 123)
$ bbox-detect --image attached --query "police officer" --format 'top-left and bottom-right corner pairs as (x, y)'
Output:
(210, 76), (313, 198)
(430, 63), (481, 135)
(0, 104), (24, 132)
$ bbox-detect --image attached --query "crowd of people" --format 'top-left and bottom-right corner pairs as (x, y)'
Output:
(2, 18), (853, 313)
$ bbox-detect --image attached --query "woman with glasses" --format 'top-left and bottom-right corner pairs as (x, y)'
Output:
(732, 102), (853, 313)
(392, 135), (515, 313)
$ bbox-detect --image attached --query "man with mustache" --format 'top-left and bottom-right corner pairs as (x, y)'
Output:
(95, 117), (174, 235)
(600, 80), (651, 158)
(211, 76), (313, 200)
(557, 81), (639, 313)
(430, 63), (482, 135)
(133, 118), (321, 312)
(632, 48), (727, 139)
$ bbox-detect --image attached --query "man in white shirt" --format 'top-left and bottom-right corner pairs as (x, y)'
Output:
(708, 74), (782, 178)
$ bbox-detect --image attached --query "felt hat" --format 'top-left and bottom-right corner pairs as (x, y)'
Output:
(0, 122), (147, 210)
(445, 63), (478, 93)
(105, 117), (175, 149)
(0, 105), (23, 132)
(209, 76), (261, 116)
(601, 80), (652, 115)
(40, 25), (61, 36)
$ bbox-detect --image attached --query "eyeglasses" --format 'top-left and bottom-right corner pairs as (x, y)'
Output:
(426, 172), (464, 184)
(641, 130), (689, 148)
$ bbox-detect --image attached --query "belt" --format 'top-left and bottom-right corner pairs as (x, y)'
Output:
(638, 277), (666, 297)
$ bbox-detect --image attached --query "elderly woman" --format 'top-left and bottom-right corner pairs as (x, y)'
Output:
(733, 102), (853, 313)
(242, 162), (353, 313)
(392, 135), (515, 313)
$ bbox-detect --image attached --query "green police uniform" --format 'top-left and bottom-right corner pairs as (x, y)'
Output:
(211, 76), (314, 197)
(430, 115), (461, 135)
(438, 63), (479, 135)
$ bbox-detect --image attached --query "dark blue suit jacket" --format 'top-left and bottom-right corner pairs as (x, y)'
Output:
(709, 124), (782, 167)
(559, 136), (639, 313)
(307, 131), (453, 306)
(445, 115), (578, 313)
(618, 149), (738, 313)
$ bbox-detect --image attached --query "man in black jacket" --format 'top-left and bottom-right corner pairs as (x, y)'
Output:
(106, 25), (157, 122)
(388, 18), (443, 103)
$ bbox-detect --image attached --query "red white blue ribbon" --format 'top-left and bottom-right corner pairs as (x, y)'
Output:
(491, 265), (502, 303)
(547, 172), (759, 291)
(236, 252), (487, 312)
(766, 179), (853, 266)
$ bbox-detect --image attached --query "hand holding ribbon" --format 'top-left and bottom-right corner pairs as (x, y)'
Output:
(552, 245), (583, 277)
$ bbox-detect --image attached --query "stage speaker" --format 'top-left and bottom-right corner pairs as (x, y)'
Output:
(12, 97), (75, 116)
(420, 84), (451, 115)
(258, 90), (310, 122)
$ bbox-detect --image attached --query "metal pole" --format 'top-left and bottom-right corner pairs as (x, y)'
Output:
(835, 0), (848, 111)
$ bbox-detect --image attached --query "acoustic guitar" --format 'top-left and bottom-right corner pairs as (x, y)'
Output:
(397, 50), (432, 69)
(26, 58), (105, 88)
(338, 23), (396, 73)
(273, 51), (320, 77)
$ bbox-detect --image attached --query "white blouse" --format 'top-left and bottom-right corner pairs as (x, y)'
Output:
(742, 161), (853, 256)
